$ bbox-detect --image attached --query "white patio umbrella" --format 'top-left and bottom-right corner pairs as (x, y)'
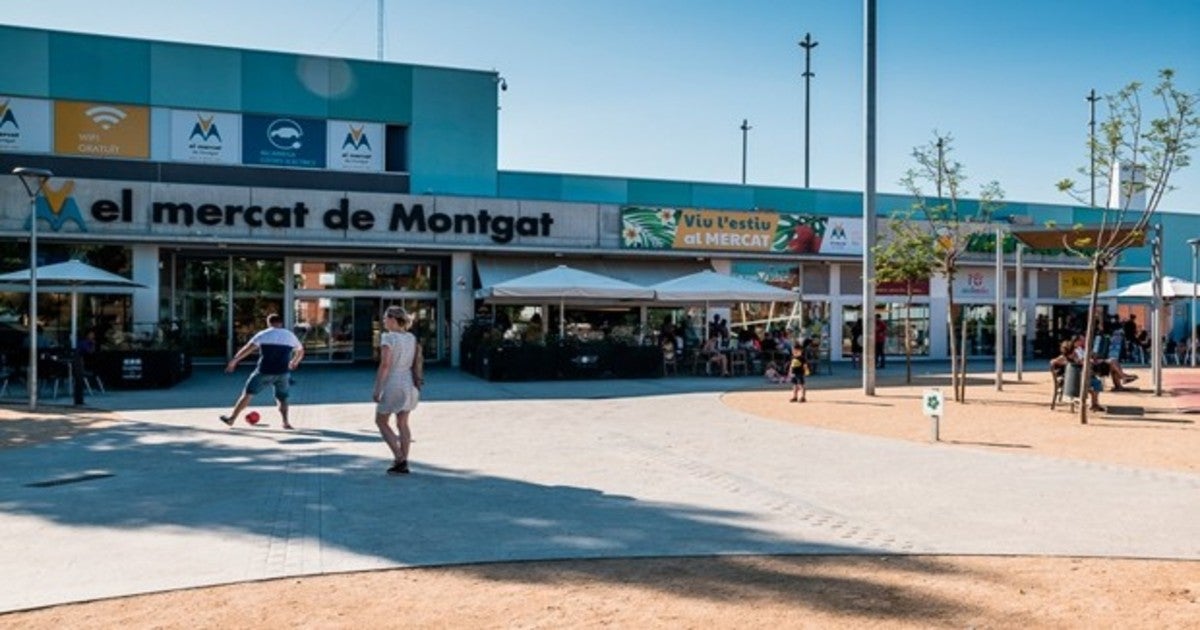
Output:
(474, 264), (655, 336)
(1097, 275), (1200, 300)
(0, 259), (145, 350)
(649, 270), (798, 340)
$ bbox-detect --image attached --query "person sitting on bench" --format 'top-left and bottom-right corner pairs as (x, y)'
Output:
(1053, 338), (1103, 412)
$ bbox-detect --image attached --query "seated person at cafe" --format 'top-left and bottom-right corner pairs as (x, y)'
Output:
(1052, 339), (1103, 412)
(700, 336), (730, 377)
(658, 320), (683, 359)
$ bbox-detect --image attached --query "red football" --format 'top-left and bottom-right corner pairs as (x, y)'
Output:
(245, 411), (261, 425)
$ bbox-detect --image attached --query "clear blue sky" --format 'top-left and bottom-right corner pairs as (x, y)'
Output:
(4, 0), (1199, 211)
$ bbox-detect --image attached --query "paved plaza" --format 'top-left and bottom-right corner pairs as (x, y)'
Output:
(0, 363), (1197, 612)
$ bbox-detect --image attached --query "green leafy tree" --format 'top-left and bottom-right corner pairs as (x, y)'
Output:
(874, 210), (938, 383)
(1056, 69), (1199, 425)
(899, 133), (1005, 401)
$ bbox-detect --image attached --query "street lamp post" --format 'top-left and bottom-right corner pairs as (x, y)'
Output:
(13, 167), (54, 411)
(798, 32), (818, 188)
(740, 118), (751, 184)
(1190, 237), (1199, 367)
(1087, 89), (1100, 207)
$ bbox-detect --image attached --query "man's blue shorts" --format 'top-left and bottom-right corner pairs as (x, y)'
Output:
(243, 371), (291, 401)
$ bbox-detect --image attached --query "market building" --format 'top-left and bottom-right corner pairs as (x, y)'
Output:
(2, 25), (1198, 376)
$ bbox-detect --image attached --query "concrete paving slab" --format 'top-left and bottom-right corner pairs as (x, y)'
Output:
(0, 364), (1197, 612)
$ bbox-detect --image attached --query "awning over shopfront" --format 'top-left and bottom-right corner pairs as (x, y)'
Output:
(474, 265), (655, 302)
(649, 270), (797, 303)
(475, 265), (656, 336)
(475, 256), (710, 293)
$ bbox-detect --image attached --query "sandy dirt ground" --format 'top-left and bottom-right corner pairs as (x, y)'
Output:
(1, 367), (1198, 628)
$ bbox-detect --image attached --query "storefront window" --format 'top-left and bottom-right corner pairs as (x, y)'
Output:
(729, 261), (799, 333)
(956, 305), (997, 356)
(885, 303), (931, 357)
(293, 261), (438, 291)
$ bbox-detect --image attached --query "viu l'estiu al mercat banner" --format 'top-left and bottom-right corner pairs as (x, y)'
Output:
(620, 206), (863, 255)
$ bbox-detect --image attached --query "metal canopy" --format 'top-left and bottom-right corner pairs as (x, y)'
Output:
(1009, 224), (1146, 251)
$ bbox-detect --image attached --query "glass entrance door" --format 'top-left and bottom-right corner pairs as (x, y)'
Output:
(293, 297), (355, 362)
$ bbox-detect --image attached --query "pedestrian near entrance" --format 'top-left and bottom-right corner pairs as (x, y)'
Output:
(875, 314), (888, 369)
(373, 305), (424, 475)
(220, 313), (305, 429)
(788, 339), (810, 403)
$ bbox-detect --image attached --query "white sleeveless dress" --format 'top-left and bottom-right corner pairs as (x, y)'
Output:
(376, 331), (420, 414)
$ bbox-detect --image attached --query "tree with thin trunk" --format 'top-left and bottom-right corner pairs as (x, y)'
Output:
(899, 133), (1005, 401)
(873, 210), (937, 384)
(1055, 69), (1199, 424)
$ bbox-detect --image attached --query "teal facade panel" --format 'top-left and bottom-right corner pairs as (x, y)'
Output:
(49, 31), (149, 103)
(149, 42), (242, 111)
(627, 179), (692, 206)
(240, 51), (330, 117)
(327, 60), (413, 123)
(561, 175), (628, 204)
(690, 183), (755, 210)
(0, 27), (50, 97)
(409, 67), (496, 196)
(498, 172), (563, 200)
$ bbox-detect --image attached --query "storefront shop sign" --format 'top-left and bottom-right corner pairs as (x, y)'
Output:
(877, 278), (930, 296)
(619, 206), (862, 255)
(1060, 270), (1109, 298)
(54, 100), (150, 159)
(49, 184), (556, 244)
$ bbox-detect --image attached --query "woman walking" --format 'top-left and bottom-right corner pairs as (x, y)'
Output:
(373, 305), (424, 475)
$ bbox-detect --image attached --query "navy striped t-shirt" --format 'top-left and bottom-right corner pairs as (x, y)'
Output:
(249, 327), (302, 375)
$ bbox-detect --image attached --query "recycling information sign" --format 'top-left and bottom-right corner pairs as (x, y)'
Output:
(922, 389), (944, 417)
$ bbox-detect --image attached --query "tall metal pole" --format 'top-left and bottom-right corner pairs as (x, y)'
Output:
(377, 0), (385, 60)
(1015, 243), (1024, 380)
(799, 32), (818, 188)
(994, 227), (1004, 391)
(13, 167), (53, 411)
(740, 118), (751, 185)
(862, 1), (876, 395)
(1191, 238), (1198, 367)
(1152, 224), (1163, 395)
(27, 193), (38, 411)
(1087, 89), (1100, 207)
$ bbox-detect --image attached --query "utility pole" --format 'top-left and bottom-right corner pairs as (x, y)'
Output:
(799, 32), (818, 188)
(377, 0), (385, 60)
(740, 119), (751, 184)
(862, 3), (876, 395)
(1087, 89), (1100, 207)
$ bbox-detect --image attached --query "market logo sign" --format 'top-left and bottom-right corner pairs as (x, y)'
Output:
(243, 114), (325, 168)
(190, 116), (222, 142)
(170, 110), (241, 164)
(26, 180), (88, 233)
(326, 120), (383, 172)
(0, 96), (51, 153)
(53, 101), (149, 158)
(0, 100), (16, 129)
